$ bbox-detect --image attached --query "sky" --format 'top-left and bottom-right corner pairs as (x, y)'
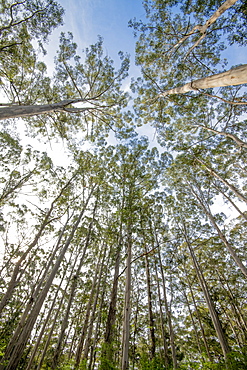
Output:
(38, 0), (162, 160)
(44, 0), (145, 78)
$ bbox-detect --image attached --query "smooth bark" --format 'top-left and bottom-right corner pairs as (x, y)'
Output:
(195, 157), (247, 205)
(0, 187), (95, 370)
(154, 258), (169, 367)
(183, 266), (213, 362)
(159, 64), (247, 97)
(26, 257), (73, 370)
(181, 221), (231, 359)
(0, 99), (88, 120)
(157, 246), (178, 369)
(121, 227), (132, 370)
(182, 288), (204, 359)
(83, 244), (107, 362)
(144, 245), (156, 359)
(195, 125), (247, 149)
(170, 0), (239, 56)
(189, 184), (247, 278)
(212, 182), (247, 221)
(0, 174), (77, 315)
(74, 243), (102, 368)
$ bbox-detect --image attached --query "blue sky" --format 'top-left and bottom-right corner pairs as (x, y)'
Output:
(44, 0), (161, 147)
(45, 0), (145, 78)
(40, 0), (246, 155)
(59, 0), (144, 54)
(37, 0), (161, 160)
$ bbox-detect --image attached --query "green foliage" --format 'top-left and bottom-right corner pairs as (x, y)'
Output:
(0, 0), (64, 103)
(139, 353), (167, 369)
(0, 1), (247, 370)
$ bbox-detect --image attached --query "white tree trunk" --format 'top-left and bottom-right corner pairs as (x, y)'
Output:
(0, 99), (85, 120)
(121, 231), (132, 370)
(159, 64), (247, 97)
(170, 0), (239, 54)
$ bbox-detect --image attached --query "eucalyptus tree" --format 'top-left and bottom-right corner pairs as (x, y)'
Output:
(160, 153), (247, 365)
(0, 185), (98, 369)
(0, 152), (83, 316)
(0, 33), (131, 144)
(130, 0), (247, 160)
(84, 138), (169, 369)
(0, 147), (110, 369)
(0, 0), (64, 103)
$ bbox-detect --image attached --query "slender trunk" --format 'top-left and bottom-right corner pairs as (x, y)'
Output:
(157, 246), (178, 369)
(154, 258), (169, 367)
(0, 218), (69, 366)
(51, 276), (77, 369)
(74, 246), (102, 368)
(121, 227), (132, 370)
(216, 270), (247, 336)
(103, 219), (123, 368)
(0, 188), (95, 370)
(131, 279), (140, 370)
(68, 299), (85, 360)
(52, 209), (97, 369)
(0, 210), (53, 315)
(212, 183), (247, 221)
(159, 64), (247, 97)
(144, 245), (156, 359)
(88, 283), (106, 370)
(83, 244), (107, 362)
(195, 158), (247, 205)
(183, 266), (213, 362)
(190, 184), (247, 278)
(37, 280), (70, 370)
(169, 0), (239, 55)
(196, 125), (247, 149)
(182, 223), (231, 359)
(104, 236), (122, 344)
(25, 254), (74, 370)
(182, 287), (204, 359)
(0, 175), (76, 315)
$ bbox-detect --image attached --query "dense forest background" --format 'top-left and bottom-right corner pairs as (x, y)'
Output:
(0, 0), (247, 369)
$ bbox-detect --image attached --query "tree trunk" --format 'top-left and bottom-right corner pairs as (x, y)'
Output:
(54, 206), (98, 369)
(159, 64), (247, 97)
(182, 287), (204, 359)
(212, 182), (247, 221)
(183, 265), (213, 362)
(195, 125), (247, 149)
(182, 223), (231, 360)
(37, 281), (70, 370)
(154, 258), (169, 368)
(0, 99), (85, 120)
(74, 244), (102, 368)
(216, 270), (247, 337)
(0, 174), (77, 315)
(144, 245), (156, 359)
(51, 275), (77, 369)
(88, 281), (107, 370)
(83, 243), (107, 362)
(189, 184), (247, 278)
(157, 246), (178, 369)
(104, 235), (122, 344)
(195, 157), (247, 205)
(26, 254), (74, 370)
(121, 227), (132, 370)
(169, 0), (239, 55)
(0, 187), (95, 370)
